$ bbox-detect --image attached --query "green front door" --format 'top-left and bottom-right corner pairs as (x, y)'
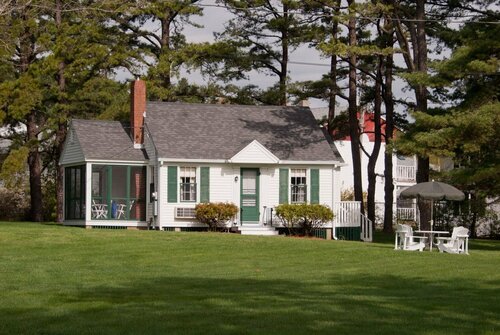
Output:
(240, 168), (260, 223)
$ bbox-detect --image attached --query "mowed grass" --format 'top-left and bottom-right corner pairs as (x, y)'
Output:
(0, 223), (499, 335)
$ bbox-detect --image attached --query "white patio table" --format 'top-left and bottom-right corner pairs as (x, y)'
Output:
(414, 230), (449, 251)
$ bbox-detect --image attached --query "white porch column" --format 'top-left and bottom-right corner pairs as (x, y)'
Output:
(85, 162), (92, 223)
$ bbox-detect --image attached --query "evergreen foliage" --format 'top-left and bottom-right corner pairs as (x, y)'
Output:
(0, 0), (497, 225)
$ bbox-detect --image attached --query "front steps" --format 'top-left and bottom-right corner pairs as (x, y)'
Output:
(238, 225), (279, 236)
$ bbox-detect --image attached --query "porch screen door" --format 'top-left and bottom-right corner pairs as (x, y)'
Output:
(240, 168), (260, 223)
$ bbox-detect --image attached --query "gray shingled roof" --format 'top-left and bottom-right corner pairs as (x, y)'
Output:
(71, 119), (148, 161)
(146, 102), (343, 162)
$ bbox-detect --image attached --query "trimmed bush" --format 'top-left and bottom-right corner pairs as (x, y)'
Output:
(195, 202), (238, 231)
(274, 203), (303, 235)
(275, 203), (334, 236)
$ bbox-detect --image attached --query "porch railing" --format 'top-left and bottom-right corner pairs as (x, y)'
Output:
(334, 201), (361, 227)
(396, 165), (416, 182)
(360, 213), (373, 242)
(333, 201), (373, 242)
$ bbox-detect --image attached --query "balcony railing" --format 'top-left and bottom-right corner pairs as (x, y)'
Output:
(396, 165), (416, 182)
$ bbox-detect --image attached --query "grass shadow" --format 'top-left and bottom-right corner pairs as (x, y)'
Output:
(1, 274), (498, 335)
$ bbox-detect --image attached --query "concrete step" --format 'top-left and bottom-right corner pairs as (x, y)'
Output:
(239, 225), (279, 236)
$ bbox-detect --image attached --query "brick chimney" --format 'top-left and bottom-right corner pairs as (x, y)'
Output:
(130, 79), (146, 148)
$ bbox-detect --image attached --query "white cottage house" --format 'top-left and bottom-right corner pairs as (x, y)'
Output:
(60, 80), (370, 239)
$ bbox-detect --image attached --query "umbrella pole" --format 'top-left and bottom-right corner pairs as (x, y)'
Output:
(430, 199), (433, 232)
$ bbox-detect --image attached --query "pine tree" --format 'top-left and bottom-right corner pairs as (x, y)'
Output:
(0, 2), (46, 221)
(216, 0), (308, 105)
(0, 1), (131, 221)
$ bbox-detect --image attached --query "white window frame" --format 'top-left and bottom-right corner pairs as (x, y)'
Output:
(290, 168), (307, 204)
(179, 167), (197, 202)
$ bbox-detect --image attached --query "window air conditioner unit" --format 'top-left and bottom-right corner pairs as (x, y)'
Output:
(174, 207), (196, 219)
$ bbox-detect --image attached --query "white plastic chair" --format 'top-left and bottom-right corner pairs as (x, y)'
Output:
(116, 200), (136, 219)
(395, 224), (427, 252)
(436, 226), (469, 255)
(91, 200), (108, 219)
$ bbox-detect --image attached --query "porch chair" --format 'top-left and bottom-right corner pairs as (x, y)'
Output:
(436, 226), (469, 255)
(116, 200), (136, 220)
(91, 200), (108, 219)
(395, 224), (427, 252)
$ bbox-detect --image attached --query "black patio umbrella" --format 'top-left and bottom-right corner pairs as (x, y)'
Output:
(400, 181), (465, 230)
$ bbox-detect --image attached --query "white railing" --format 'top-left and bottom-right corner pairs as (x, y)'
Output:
(397, 207), (416, 221)
(396, 165), (416, 182)
(360, 214), (373, 242)
(333, 201), (372, 242)
(334, 201), (361, 227)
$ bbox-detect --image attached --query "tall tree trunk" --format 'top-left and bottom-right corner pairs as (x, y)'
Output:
(327, 2), (340, 133)
(55, 122), (66, 223)
(383, 43), (395, 233)
(279, 3), (289, 106)
(383, 5), (395, 233)
(366, 57), (383, 224)
(415, 0), (431, 229)
(347, 0), (364, 213)
(19, 8), (43, 222)
(27, 112), (43, 222)
(160, 14), (172, 90)
(55, 0), (66, 223)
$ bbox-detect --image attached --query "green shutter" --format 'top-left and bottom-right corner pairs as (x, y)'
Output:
(310, 169), (320, 204)
(167, 166), (177, 203)
(279, 168), (289, 204)
(200, 167), (210, 202)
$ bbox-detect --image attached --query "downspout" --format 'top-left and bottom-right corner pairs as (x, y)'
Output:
(332, 165), (338, 240)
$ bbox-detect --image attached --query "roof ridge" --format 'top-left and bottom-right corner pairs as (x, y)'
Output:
(146, 101), (310, 110)
(71, 118), (126, 124)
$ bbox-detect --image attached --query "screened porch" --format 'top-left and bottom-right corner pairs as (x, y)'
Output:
(64, 164), (147, 222)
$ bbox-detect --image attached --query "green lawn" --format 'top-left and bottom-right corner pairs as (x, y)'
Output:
(0, 223), (499, 335)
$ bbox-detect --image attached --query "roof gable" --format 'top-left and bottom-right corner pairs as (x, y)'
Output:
(228, 140), (280, 164)
(60, 124), (85, 165)
(66, 119), (148, 162)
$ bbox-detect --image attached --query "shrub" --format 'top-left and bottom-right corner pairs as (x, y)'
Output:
(275, 203), (303, 235)
(0, 187), (30, 221)
(195, 202), (238, 231)
(275, 203), (334, 236)
(301, 204), (334, 236)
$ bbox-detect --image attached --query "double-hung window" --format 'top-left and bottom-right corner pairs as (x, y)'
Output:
(291, 169), (307, 203)
(180, 167), (197, 202)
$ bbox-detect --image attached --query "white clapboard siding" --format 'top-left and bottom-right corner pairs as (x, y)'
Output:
(261, 167), (279, 208)
(158, 165), (172, 226)
(229, 140), (279, 164)
(319, 167), (333, 206)
(209, 165), (235, 202)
